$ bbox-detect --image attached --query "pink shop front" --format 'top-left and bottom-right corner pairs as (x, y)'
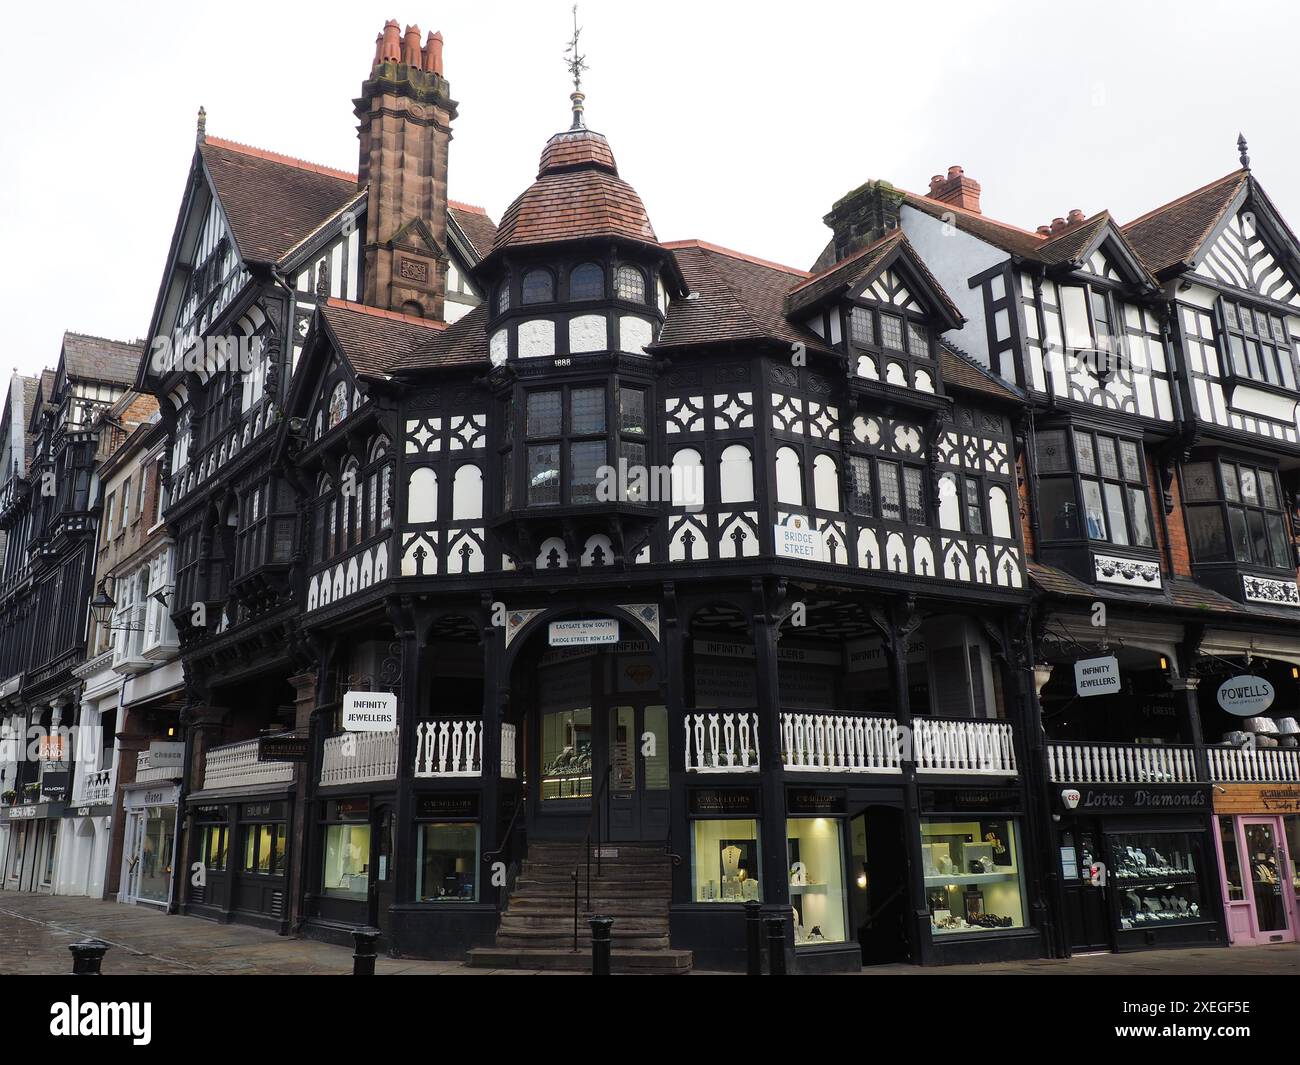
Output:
(1212, 783), (1300, 946)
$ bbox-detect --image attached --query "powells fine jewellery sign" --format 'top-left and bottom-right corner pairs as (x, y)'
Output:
(1216, 674), (1275, 716)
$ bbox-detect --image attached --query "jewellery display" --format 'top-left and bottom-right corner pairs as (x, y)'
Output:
(1110, 831), (1205, 932)
(922, 818), (1027, 935)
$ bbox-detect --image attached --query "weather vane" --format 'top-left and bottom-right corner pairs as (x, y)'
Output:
(564, 4), (589, 129)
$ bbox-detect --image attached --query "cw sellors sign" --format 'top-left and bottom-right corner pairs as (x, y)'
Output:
(1074, 655), (1121, 697)
(343, 691), (398, 732)
(1216, 675), (1275, 717)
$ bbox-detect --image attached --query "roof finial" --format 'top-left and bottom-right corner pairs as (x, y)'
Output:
(564, 5), (589, 130)
(1238, 131), (1250, 170)
(196, 106), (206, 143)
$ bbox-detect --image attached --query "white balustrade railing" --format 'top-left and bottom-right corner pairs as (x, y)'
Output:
(781, 713), (902, 773)
(201, 738), (296, 791)
(73, 767), (114, 804)
(1048, 742), (1199, 784)
(685, 712), (760, 773)
(1207, 745), (1300, 783)
(501, 722), (518, 779)
(915, 718), (1018, 776)
(320, 731), (397, 786)
(135, 749), (184, 783)
(414, 720), (482, 777)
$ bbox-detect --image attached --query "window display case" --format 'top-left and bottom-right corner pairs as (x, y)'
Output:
(692, 818), (762, 902)
(786, 818), (847, 944)
(416, 823), (479, 902)
(1109, 830), (1205, 931)
(921, 818), (1027, 934)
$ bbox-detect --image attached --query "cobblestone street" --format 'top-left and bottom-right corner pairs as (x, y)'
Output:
(1, 895), (1295, 976)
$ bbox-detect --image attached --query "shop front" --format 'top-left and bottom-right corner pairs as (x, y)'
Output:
(184, 796), (293, 931)
(1053, 783), (1221, 952)
(2, 803), (63, 893)
(119, 782), (178, 907)
(1212, 783), (1300, 946)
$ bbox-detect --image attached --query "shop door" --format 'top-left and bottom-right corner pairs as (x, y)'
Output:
(1059, 827), (1111, 952)
(852, 806), (910, 964)
(369, 804), (395, 935)
(123, 813), (144, 901)
(605, 704), (670, 842)
(1240, 817), (1295, 945)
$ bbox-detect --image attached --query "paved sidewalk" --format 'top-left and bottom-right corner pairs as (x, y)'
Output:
(0, 893), (1296, 975)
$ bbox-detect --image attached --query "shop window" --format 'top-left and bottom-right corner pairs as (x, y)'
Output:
(203, 825), (228, 872)
(416, 823), (479, 902)
(922, 817), (1026, 934)
(1220, 298), (1297, 389)
(242, 822), (287, 876)
(1285, 816), (1300, 897)
(787, 818), (847, 945)
(1218, 816), (1244, 901)
(322, 823), (371, 897)
(1182, 459), (1292, 569)
(540, 707), (592, 800)
(692, 819), (762, 902)
(1034, 427), (1152, 547)
(1111, 830), (1203, 931)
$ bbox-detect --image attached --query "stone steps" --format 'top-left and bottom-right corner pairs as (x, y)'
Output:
(465, 946), (693, 974)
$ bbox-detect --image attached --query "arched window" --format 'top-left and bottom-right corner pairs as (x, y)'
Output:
(570, 263), (604, 300)
(407, 468), (438, 524)
(521, 269), (554, 305)
(938, 473), (961, 531)
(495, 282), (510, 315)
(615, 265), (646, 303)
(452, 464), (484, 521)
(671, 448), (704, 508)
(813, 454), (840, 512)
(327, 381), (348, 430)
(989, 485), (1013, 539)
(775, 447), (803, 506)
(719, 444), (754, 503)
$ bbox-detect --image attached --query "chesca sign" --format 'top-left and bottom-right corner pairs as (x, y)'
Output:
(774, 516), (826, 563)
(547, 618), (619, 647)
(343, 691), (398, 732)
(1074, 655), (1121, 697)
(1216, 675), (1275, 717)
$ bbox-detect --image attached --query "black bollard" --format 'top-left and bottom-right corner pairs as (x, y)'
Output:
(68, 939), (109, 975)
(744, 900), (763, 975)
(589, 915), (614, 976)
(351, 926), (382, 976)
(764, 914), (787, 975)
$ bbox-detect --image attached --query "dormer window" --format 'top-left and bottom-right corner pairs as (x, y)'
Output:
(615, 265), (646, 303)
(521, 269), (554, 305)
(570, 263), (604, 300)
(1221, 300), (1296, 389)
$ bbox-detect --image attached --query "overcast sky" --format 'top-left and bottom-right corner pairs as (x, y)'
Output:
(2, 0), (1297, 378)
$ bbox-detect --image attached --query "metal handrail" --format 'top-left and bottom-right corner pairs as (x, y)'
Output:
(583, 767), (613, 912)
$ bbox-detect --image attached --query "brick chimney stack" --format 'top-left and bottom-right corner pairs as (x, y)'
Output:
(354, 19), (457, 319)
(926, 165), (981, 214)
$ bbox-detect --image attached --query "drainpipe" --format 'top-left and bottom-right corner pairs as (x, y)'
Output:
(167, 701), (194, 916)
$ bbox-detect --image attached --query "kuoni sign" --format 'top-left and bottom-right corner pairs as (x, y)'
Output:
(343, 691), (398, 732)
(1074, 655), (1121, 697)
(1216, 675), (1275, 717)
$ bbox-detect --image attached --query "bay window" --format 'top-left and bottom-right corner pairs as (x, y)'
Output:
(523, 386), (608, 506)
(1220, 299), (1296, 389)
(1035, 427), (1153, 548)
(1183, 458), (1293, 569)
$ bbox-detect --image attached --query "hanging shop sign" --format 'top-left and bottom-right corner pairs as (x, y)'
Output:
(343, 691), (398, 732)
(786, 787), (846, 815)
(256, 733), (310, 763)
(147, 741), (185, 767)
(1074, 655), (1121, 697)
(548, 618), (619, 647)
(1215, 675), (1275, 717)
(39, 770), (69, 799)
(1056, 784), (1207, 812)
(774, 515), (826, 563)
(689, 787), (760, 817)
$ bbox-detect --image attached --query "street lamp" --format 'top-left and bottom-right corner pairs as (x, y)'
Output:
(89, 579), (116, 627)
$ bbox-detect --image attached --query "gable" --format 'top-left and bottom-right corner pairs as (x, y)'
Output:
(1081, 247), (1123, 282)
(1194, 208), (1300, 307)
(852, 266), (922, 313)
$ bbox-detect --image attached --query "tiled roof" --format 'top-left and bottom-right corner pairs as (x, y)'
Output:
(786, 229), (963, 325)
(405, 304), (490, 371)
(656, 241), (833, 354)
(1034, 211), (1112, 266)
(61, 332), (144, 385)
(318, 300), (446, 380)
(448, 204), (498, 261)
(900, 190), (1048, 258)
(490, 130), (656, 255)
(1122, 170), (1247, 276)
(940, 344), (1022, 402)
(200, 138), (360, 265)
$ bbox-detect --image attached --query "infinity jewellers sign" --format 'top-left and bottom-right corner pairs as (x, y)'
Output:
(343, 691), (398, 732)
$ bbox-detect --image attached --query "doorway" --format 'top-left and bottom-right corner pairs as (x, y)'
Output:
(520, 634), (667, 843)
(1217, 814), (1296, 946)
(1058, 823), (1111, 952)
(850, 805), (910, 964)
